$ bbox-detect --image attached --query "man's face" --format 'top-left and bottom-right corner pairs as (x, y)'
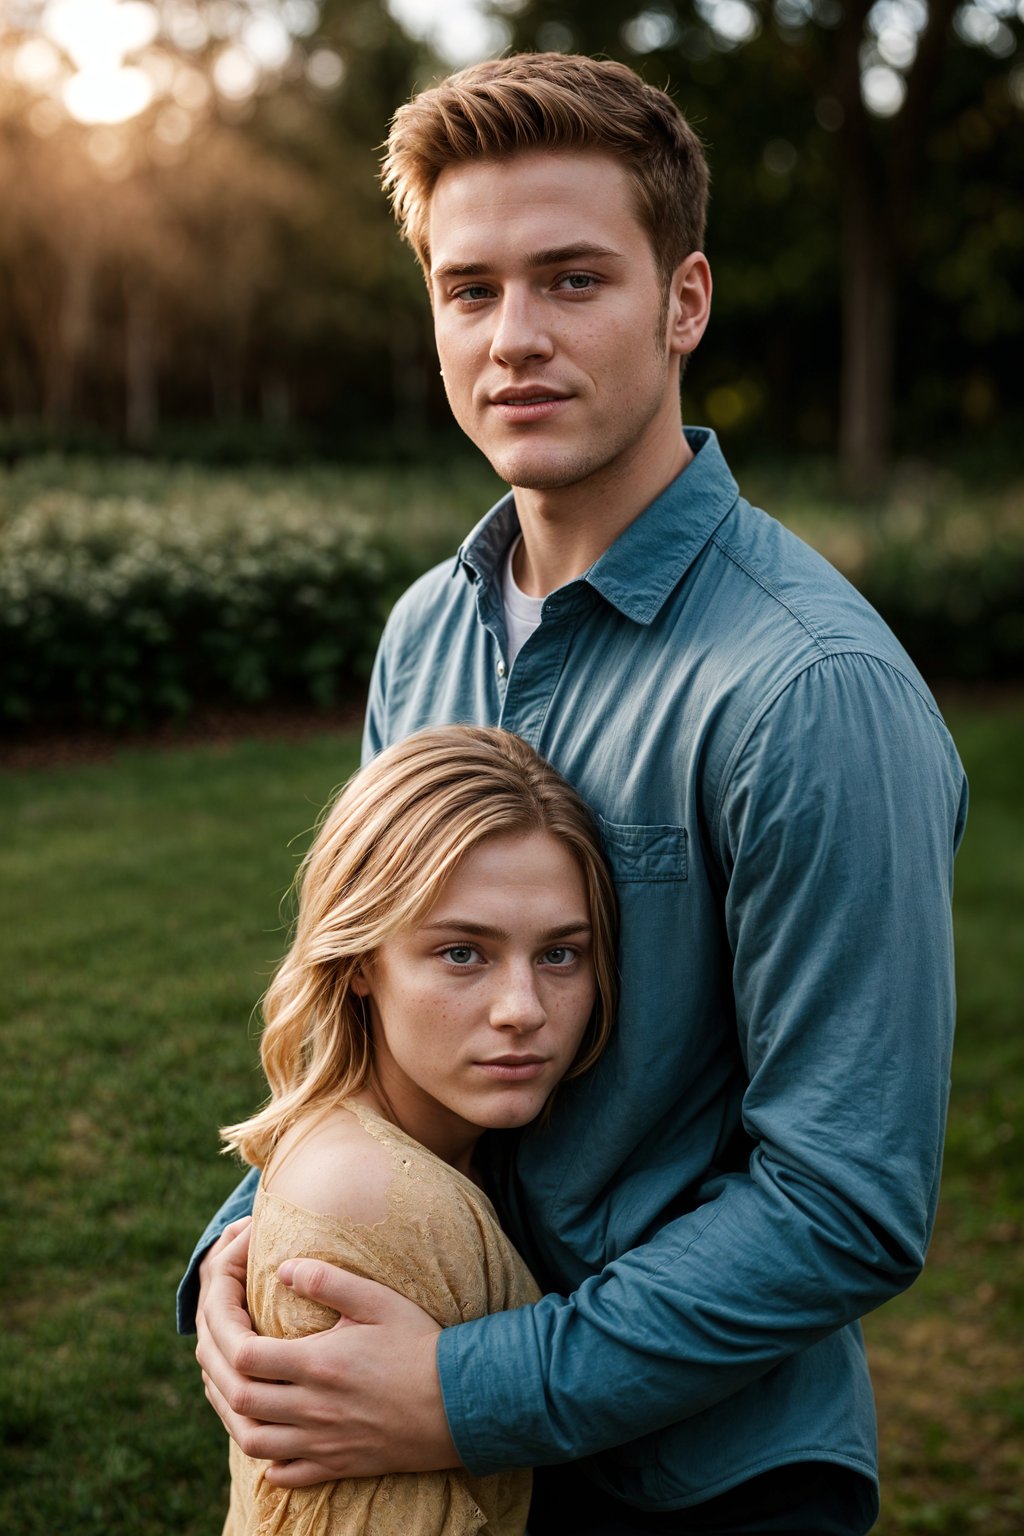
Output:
(428, 150), (688, 494)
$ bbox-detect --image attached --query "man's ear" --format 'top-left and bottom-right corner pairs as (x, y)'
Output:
(666, 252), (712, 359)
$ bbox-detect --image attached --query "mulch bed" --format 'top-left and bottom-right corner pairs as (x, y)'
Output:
(0, 697), (367, 772)
(2, 682), (1018, 774)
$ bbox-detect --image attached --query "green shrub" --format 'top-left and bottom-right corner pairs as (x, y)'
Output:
(780, 477), (1024, 685)
(0, 489), (414, 727)
(855, 502), (1024, 683)
(1, 459), (1020, 730)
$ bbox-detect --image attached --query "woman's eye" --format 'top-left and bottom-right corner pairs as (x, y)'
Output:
(443, 945), (479, 966)
(543, 946), (575, 966)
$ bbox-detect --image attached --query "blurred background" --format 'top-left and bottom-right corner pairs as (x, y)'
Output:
(0, 0), (1021, 478)
(0, 4), (1021, 1534)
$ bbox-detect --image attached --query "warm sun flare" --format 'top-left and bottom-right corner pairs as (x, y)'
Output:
(42, 0), (159, 123)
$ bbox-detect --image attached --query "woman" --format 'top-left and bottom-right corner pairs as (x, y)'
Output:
(219, 725), (618, 1535)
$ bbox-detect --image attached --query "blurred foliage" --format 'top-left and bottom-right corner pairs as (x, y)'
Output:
(0, 476), (407, 726)
(0, 1), (1021, 473)
(491, 0), (1024, 483)
(0, 456), (1020, 731)
(0, 0), (445, 454)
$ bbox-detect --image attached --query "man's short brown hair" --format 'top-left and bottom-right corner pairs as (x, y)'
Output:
(382, 53), (709, 286)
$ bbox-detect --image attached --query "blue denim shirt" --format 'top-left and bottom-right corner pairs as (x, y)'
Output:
(179, 429), (967, 1512)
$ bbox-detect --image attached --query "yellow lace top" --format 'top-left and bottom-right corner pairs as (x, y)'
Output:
(221, 1101), (539, 1536)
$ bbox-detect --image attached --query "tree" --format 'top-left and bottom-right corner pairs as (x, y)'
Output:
(0, 0), (439, 452)
(490, 0), (1024, 490)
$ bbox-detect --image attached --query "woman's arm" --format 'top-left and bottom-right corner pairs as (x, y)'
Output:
(224, 1114), (473, 1534)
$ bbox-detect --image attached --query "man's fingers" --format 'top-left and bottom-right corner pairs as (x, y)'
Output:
(207, 1219), (252, 1277)
(279, 1258), (437, 1334)
(202, 1370), (341, 1475)
(277, 1257), (382, 1320)
(196, 1220), (252, 1358)
(265, 1459), (337, 1489)
(201, 1366), (283, 1451)
(199, 1220), (252, 1290)
(219, 1215), (253, 1246)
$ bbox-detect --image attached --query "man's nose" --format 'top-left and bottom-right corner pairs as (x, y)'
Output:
(489, 290), (554, 369)
(490, 962), (547, 1032)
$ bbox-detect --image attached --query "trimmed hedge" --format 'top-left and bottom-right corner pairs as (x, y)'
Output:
(793, 487), (1024, 685)
(856, 510), (1024, 684)
(1, 463), (1021, 730)
(0, 490), (413, 727)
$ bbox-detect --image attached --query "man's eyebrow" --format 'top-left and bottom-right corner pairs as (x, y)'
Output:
(431, 243), (625, 281)
(526, 243), (625, 268)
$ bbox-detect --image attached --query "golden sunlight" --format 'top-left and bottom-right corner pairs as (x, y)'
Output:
(41, 0), (159, 123)
(63, 63), (154, 124)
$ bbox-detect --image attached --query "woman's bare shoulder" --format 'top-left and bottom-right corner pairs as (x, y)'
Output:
(261, 1104), (396, 1228)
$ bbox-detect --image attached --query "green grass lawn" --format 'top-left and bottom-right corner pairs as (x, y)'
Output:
(1, 700), (1021, 1534)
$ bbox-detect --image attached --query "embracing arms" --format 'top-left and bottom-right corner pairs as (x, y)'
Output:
(182, 654), (967, 1481)
(438, 657), (967, 1470)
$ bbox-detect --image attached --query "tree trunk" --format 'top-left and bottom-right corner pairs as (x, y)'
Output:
(46, 253), (95, 429)
(834, 0), (892, 497)
(834, 0), (956, 496)
(389, 305), (430, 445)
(125, 280), (159, 447)
(839, 169), (893, 497)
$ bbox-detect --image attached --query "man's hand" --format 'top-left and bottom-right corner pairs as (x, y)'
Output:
(195, 1234), (459, 1487)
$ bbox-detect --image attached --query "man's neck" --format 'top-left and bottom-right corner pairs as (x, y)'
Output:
(511, 420), (693, 599)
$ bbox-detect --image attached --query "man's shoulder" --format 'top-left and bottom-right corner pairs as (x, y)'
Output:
(392, 553), (462, 613)
(705, 493), (920, 682)
(382, 554), (474, 645)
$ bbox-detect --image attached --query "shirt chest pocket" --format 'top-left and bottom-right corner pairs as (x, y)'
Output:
(598, 817), (688, 883)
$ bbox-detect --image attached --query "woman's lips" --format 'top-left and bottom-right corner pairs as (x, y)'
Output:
(474, 1057), (549, 1080)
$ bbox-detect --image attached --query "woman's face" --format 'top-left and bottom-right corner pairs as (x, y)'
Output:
(352, 829), (596, 1174)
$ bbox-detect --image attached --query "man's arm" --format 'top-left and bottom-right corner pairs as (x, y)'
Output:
(177, 1165), (260, 1333)
(439, 655), (967, 1472)
(193, 654), (966, 1484)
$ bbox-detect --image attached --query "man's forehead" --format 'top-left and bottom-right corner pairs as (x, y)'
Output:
(427, 150), (643, 272)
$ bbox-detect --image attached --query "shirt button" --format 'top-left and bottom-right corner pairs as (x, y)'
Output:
(497, 660), (506, 678)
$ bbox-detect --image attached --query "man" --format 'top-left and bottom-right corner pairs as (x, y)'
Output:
(180, 53), (967, 1535)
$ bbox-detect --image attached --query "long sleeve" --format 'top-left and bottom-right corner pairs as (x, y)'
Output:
(437, 654), (967, 1475)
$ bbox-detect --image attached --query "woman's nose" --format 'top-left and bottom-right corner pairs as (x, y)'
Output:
(489, 963), (546, 1032)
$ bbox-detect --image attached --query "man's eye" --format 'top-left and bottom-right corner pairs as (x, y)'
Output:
(454, 285), (491, 302)
(558, 272), (597, 291)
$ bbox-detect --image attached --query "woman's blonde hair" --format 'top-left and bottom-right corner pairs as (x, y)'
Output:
(222, 725), (618, 1168)
(382, 52), (709, 288)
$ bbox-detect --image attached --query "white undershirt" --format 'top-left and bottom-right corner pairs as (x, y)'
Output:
(501, 535), (545, 666)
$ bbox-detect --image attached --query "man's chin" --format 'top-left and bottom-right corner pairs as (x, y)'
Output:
(483, 448), (597, 493)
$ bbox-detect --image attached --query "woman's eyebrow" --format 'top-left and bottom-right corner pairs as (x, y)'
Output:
(421, 919), (593, 939)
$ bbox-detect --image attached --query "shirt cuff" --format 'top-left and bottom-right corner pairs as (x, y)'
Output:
(437, 1302), (567, 1476)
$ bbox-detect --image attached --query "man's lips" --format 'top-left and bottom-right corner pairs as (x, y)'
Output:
(490, 386), (570, 404)
(488, 387), (572, 423)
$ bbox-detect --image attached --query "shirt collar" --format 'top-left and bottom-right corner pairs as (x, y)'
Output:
(455, 427), (739, 625)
